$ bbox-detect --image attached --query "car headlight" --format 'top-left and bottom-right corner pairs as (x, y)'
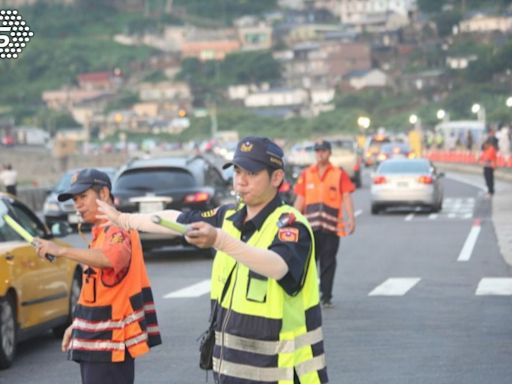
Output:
(43, 201), (61, 212)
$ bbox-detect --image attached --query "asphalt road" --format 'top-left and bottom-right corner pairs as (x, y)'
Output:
(2, 171), (512, 384)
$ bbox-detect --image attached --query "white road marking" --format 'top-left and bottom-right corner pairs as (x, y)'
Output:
(163, 279), (211, 298)
(405, 213), (414, 221)
(457, 219), (481, 262)
(476, 278), (512, 296)
(368, 278), (421, 296)
(355, 209), (363, 217)
(428, 213), (438, 220)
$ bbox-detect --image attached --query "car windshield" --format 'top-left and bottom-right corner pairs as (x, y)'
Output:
(115, 169), (197, 192)
(378, 160), (430, 174)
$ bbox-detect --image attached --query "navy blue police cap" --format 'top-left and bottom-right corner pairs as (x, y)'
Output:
(314, 140), (331, 151)
(223, 136), (284, 173)
(58, 168), (112, 202)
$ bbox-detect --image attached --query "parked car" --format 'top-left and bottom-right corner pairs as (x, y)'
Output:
(43, 167), (117, 229)
(0, 193), (81, 369)
(112, 155), (231, 252)
(370, 158), (444, 214)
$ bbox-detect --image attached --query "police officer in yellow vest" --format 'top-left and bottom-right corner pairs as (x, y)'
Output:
(35, 168), (161, 384)
(97, 137), (328, 383)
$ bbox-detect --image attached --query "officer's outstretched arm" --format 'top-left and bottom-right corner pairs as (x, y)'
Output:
(213, 228), (289, 280)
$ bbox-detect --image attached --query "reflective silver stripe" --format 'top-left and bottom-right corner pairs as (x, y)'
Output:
(144, 303), (156, 312)
(146, 325), (160, 334)
(217, 327), (324, 355)
(70, 339), (125, 351)
(125, 332), (147, 347)
(213, 357), (292, 382)
(295, 354), (326, 377)
(123, 310), (145, 325)
(73, 310), (144, 332)
(305, 211), (338, 224)
(73, 318), (123, 331)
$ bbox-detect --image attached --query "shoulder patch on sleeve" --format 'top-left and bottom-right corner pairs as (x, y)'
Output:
(201, 208), (217, 218)
(278, 227), (299, 242)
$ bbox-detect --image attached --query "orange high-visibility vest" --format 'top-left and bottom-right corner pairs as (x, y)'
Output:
(299, 165), (347, 236)
(68, 227), (161, 363)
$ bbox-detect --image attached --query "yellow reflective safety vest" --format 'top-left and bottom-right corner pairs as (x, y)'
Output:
(211, 205), (328, 383)
(69, 227), (162, 363)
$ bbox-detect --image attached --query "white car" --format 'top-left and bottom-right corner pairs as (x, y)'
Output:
(371, 158), (444, 214)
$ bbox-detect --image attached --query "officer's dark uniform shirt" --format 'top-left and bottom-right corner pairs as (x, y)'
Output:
(177, 193), (312, 295)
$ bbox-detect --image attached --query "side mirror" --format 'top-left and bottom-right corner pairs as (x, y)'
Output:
(51, 221), (73, 237)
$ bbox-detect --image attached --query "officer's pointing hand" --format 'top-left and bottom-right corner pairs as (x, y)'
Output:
(185, 221), (217, 248)
(96, 199), (121, 227)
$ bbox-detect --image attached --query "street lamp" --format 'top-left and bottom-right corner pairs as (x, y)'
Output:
(471, 103), (486, 124)
(506, 96), (512, 108)
(357, 116), (371, 130)
(409, 114), (418, 125)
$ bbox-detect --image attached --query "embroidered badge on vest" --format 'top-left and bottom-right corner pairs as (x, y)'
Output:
(278, 227), (299, 242)
(110, 232), (125, 244)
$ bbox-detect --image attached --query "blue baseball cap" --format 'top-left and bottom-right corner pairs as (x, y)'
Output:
(314, 140), (331, 151)
(58, 168), (112, 202)
(223, 136), (284, 173)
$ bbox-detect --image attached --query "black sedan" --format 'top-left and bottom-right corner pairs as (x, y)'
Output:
(112, 155), (232, 253)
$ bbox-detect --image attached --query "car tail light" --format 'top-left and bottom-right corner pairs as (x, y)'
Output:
(373, 176), (387, 184)
(184, 192), (210, 203)
(417, 176), (433, 184)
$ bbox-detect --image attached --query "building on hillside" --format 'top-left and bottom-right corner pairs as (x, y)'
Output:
(181, 28), (241, 61)
(0, 0), (74, 5)
(446, 55), (478, 70)
(42, 88), (113, 111)
(457, 13), (512, 34)
(338, 0), (416, 24)
(235, 16), (273, 51)
(343, 68), (389, 90)
(278, 41), (372, 88)
(138, 82), (192, 103)
(244, 88), (309, 108)
(398, 69), (446, 92)
(76, 70), (123, 91)
(227, 83), (270, 101)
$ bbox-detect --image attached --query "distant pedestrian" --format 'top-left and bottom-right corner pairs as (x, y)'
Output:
(479, 142), (497, 197)
(466, 130), (474, 152)
(0, 163), (17, 196)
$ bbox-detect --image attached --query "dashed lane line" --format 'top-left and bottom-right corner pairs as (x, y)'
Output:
(457, 219), (481, 262)
(476, 278), (512, 296)
(163, 279), (211, 298)
(368, 278), (421, 296)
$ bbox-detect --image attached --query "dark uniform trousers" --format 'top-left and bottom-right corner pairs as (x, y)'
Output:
(483, 166), (494, 195)
(313, 230), (340, 303)
(80, 355), (134, 384)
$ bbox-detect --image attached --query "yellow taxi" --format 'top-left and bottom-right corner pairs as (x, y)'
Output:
(0, 193), (81, 369)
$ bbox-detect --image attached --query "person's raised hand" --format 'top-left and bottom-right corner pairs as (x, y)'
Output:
(96, 199), (121, 227)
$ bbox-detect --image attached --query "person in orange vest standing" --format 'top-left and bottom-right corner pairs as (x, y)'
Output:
(479, 141), (498, 197)
(293, 140), (356, 308)
(35, 168), (161, 384)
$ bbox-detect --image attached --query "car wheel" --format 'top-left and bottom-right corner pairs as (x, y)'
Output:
(53, 268), (81, 338)
(0, 293), (17, 369)
(432, 200), (443, 213)
(371, 204), (380, 215)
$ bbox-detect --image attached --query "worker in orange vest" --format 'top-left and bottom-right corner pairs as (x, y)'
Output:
(293, 140), (356, 308)
(479, 141), (498, 197)
(35, 168), (161, 384)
